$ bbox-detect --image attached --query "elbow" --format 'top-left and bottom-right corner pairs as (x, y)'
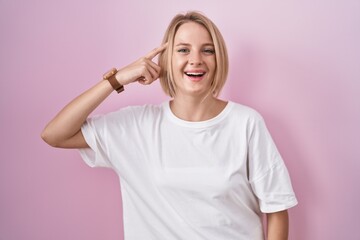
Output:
(41, 128), (60, 147)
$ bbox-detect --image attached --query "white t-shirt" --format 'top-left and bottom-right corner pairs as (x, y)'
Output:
(79, 101), (297, 240)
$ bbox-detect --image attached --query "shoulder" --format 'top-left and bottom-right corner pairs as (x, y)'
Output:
(108, 102), (163, 120)
(131, 103), (163, 115)
(88, 102), (163, 127)
(227, 102), (269, 137)
(229, 102), (264, 123)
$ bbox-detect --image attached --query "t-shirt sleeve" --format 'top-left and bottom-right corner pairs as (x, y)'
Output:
(247, 112), (298, 213)
(78, 105), (154, 170)
(79, 114), (113, 168)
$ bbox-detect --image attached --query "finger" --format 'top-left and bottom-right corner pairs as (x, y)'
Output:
(148, 67), (159, 81)
(137, 77), (146, 85)
(140, 70), (153, 84)
(145, 67), (159, 84)
(145, 42), (168, 60)
(144, 60), (160, 79)
(146, 58), (161, 73)
(137, 60), (158, 81)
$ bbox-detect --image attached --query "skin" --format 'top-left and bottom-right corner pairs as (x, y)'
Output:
(41, 44), (167, 148)
(41, 21), (289, 239)
(170, 22), (227, 122)
(172, 22), (216, 98)
(267, 210), (289, 240)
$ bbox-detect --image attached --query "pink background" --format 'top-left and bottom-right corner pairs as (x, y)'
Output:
(1, 0), (359, 239)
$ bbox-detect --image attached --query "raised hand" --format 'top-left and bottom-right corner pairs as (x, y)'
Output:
(115, 43), (167, 86)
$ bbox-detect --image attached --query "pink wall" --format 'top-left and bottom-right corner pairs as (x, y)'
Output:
(1, 0), (359, 239)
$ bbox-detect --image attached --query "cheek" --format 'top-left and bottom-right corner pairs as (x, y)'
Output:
(209, 59), (216, 74)
(172, 57), (186, 73)
(171, 59), (183, 82)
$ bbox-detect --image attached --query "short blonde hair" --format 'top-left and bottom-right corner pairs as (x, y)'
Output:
(158, 11), (229, 97)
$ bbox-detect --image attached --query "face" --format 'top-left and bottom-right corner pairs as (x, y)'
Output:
(171, 22), (216, 98)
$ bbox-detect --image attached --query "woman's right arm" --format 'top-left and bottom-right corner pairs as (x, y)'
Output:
(41, 80), (113, 148)
(41, 44), (167, 149)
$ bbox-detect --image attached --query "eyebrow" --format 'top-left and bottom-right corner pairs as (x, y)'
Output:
(175, 42), (214, 47)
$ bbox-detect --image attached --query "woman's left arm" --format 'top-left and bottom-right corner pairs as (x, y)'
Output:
(266, 210), (289, 240)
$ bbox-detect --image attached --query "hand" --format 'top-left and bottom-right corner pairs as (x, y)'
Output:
(115, 43), (167, 86)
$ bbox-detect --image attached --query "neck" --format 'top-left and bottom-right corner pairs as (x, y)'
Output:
(170, 94), (227, 122)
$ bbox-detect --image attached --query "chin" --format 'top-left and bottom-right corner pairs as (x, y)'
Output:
(174, 75), (213, 97)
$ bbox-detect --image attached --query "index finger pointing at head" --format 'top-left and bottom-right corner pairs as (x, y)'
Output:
(145, 42), (168, 60)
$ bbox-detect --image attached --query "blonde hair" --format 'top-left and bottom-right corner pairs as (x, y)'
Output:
(158, 11), (229, 97)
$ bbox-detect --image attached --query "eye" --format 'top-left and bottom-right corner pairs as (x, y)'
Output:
(177, 48), (189, 53)
(203, 48), (215, 54)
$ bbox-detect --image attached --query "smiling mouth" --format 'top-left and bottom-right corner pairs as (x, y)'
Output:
(184, 72), (206, 77)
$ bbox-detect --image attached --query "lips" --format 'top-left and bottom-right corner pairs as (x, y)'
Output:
(184, 70), (206, 82)
(185, 72), (205, 77)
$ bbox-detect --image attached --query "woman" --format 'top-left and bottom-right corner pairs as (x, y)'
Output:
(42, 11), (297, 240)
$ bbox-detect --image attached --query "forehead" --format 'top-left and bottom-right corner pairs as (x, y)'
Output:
(174, 22), (213, 44)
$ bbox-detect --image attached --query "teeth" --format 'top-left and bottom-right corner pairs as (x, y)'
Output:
(186, 72), (205, 76)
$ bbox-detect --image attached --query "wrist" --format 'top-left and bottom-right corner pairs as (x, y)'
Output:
(103, 68), (124, 93)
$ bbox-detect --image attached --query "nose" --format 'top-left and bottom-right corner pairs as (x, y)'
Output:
(189, 51), (203, 65)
